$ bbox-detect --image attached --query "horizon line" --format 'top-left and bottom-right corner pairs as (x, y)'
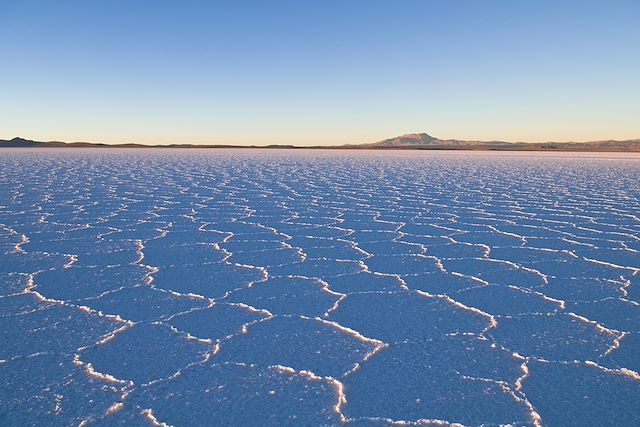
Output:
(3, 133), (640, 148)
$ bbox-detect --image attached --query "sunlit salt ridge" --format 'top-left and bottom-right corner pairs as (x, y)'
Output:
(0, 149), (639, 426)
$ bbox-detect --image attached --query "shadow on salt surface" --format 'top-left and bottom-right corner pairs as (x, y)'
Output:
(403, 271), (480, 294)
(0, 302), (119, 359)
(454, 284), (561, 315)
(576, 248), (640, 269)
(286, 216), (341, 227)
(85, 286), (208, 322)
(489, 246), (574, 265)
(627, 277), (640, 303)
(346, 229), (398, 243)
(0, 228), (21, 245)
(290, 225), (351, 239)
(357, 240), (424, 256)
(104, 227), (168, 242)
(566, 299), (640, 332)
(443, 258), (547, 288)
(489, 313), (616, 360)
(71, 247), (139, 267)
(603, 332), (640, 373)
(399, 223), (457, 237)
(364, 255), (442, 275)
(523, 360), (640, 426)
(421, 242), (488, 258)
(225, 230), (286, 242)
(329, 291), (490, 343)
(35, 266), (149, 301)
(397, 234), (456, 248)
(0, 354), (120, 426)
(295, 243), (366, 261)
(214, 317), (377, 378)
(81, 407), (150, 426)
(285, 235), (346, 249)
(266, 259), (361, 278)
(228, 277), (339, 317)
(0, 252), (65, 274)
(23, 239), (139, 268)
(152, 263), (262, 298)
(0, 293), (54, 317)
(530, 236), (611, 252)
(127, 363), (341, 426)
(208, 221), (275, 236)
(342, 342), (530, 425)
(146, 229), (227, 246)
(0, 272), (29, 296)
(217, 239), (283, 253)
(453, 230), (525, 246)
(528, 259), (624, 281)
(543, 277), (625, 301)
(80, 323), (211, 385)
(141, 243), (227, 267)
(7, 220), (83, 235)
(327, 272), (405, 293)
(168, 304), (267, 341)
(341, 216), (401, 231)
(22, 237), (94, 254)
(228, 248), (303, 267)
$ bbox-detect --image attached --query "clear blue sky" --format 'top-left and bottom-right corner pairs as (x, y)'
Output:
(1, 1), (639, 145)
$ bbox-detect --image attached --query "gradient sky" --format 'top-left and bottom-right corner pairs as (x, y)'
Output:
(1, 1), (639, 146)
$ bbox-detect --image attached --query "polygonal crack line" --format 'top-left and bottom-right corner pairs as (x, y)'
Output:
(73, 324), (221, 423)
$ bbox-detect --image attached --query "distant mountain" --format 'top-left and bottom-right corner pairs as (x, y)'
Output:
(0, 137), (45, 147)
(0, 137), (109, 148)
(367, 133), (512, 147)
(361, 133), (640, 152)
(2, 134), (640, 152)
(0, 137), (289, 149)
(373, 133), (441, 146)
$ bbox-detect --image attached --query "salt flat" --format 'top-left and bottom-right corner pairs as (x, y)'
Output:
(1, 149), (639, 426)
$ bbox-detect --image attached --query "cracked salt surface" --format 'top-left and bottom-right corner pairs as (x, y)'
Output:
(1, 149), (639, 426)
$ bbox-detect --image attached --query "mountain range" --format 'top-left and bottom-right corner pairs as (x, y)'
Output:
(351, 133), (640, 151)
(2, 134), (640, 152)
